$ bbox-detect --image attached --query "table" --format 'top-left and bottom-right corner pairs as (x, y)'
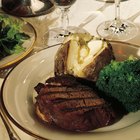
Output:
(0, 0), (140, 139)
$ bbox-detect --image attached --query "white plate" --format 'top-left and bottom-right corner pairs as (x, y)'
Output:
(1, 41), (140, 140)
(0, 14), (36, 69)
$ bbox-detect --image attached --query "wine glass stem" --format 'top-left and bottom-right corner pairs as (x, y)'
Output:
(115, 0), (120, 21)
(60, 8), (69, 34)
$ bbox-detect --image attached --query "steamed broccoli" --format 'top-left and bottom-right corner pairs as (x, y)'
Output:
(96, 58), (140, 112)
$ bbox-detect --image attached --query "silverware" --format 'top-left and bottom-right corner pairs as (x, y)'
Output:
(127, 10), (140, 21)
(0, 109), (21, 140)
(78, 2), (113, 29)
(33, 43), (62, 53)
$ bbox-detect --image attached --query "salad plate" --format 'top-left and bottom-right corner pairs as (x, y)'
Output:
(0, 14), (36, 69)
(0, 41), (140, 140)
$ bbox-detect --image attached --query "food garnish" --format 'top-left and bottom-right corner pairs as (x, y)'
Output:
(0, 15), (30, 60)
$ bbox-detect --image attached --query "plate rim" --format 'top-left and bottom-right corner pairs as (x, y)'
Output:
(0, 41), (140, 140)
(0, 14), (37, 69)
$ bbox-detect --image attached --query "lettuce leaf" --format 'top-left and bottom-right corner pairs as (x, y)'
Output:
(0, 15), (30, 59)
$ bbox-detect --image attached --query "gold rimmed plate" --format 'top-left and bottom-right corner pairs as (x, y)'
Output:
(0, 14), (36, 69)
(0, 41), (140, 140)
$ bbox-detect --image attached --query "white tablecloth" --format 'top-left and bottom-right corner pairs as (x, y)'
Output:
(0, 0), (140, 139)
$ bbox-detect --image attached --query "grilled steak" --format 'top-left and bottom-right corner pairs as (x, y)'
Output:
(34, 75), (117, 131)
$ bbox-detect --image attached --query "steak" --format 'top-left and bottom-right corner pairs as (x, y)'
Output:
(34, 75), (117, 131)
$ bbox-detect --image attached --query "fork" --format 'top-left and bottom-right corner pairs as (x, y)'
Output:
(0, 109), (21, 140)
(78, 2), (113, 29)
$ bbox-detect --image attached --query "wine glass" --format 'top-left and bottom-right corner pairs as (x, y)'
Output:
(45, 0), (86, 46)
(96, 0), (138, 41)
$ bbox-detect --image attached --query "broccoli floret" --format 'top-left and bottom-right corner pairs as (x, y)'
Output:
(122, 102), (140, 112)
(96, 58), (140, 112)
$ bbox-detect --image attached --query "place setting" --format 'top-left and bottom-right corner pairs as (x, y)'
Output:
(0, 0), (140, 140)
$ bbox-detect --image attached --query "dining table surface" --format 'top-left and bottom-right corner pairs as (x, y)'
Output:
(0, 0), (140, 140)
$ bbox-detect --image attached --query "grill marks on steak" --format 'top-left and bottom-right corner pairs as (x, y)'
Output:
(35, 75), (117, 131)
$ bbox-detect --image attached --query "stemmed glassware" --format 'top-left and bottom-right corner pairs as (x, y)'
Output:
(45, 0), (86, 46)
(96, 0), (138, 41)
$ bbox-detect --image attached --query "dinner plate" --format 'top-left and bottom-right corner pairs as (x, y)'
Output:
(1, 41), (140, 140)
(0, 14), (36, 69)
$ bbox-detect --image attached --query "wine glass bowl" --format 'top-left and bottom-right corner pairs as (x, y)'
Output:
(54, 0), (76, 8)
(96, 0), (138, 41)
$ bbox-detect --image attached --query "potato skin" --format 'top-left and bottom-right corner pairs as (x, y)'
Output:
(55, 36), (115, 81)
(54, 42), (69, 76)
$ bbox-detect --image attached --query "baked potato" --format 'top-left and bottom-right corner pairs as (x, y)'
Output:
(54, 33), (115, 81)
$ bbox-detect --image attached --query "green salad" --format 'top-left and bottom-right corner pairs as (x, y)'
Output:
(0, 15), (30, 60)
